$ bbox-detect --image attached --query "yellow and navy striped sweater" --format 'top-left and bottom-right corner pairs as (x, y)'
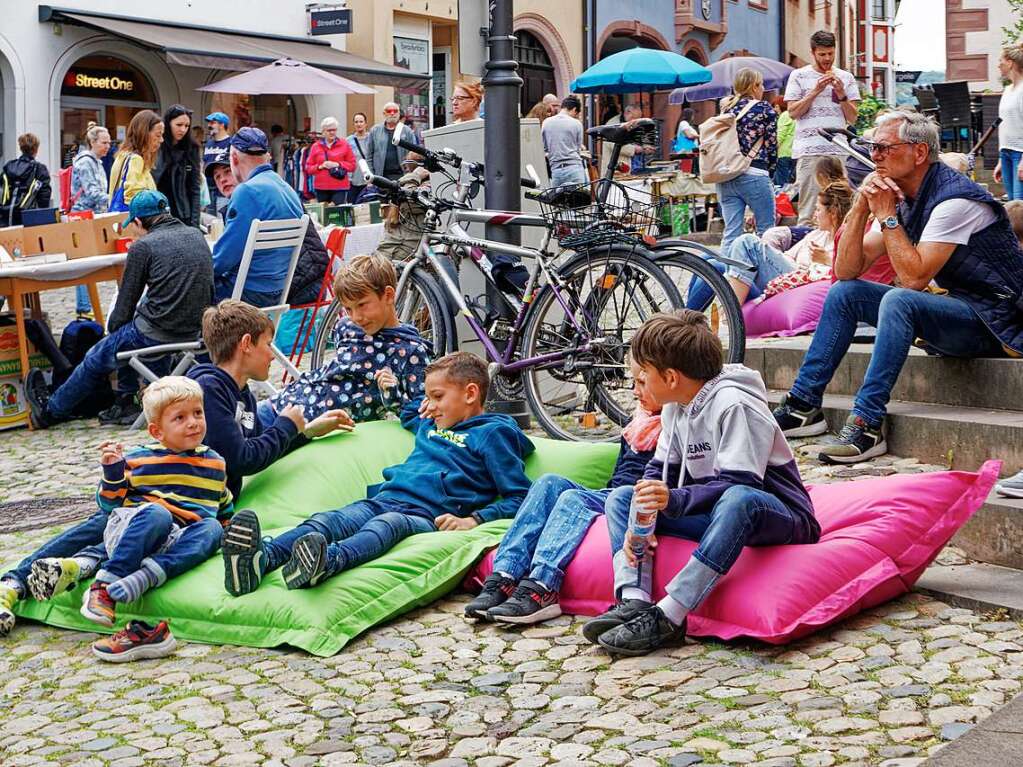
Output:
(97, 443), (234, 526)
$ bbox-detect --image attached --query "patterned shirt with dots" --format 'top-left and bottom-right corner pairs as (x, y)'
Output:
(271, 318), (431, 423)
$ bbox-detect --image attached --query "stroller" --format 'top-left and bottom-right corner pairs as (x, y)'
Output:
(815, 127), (875, 188)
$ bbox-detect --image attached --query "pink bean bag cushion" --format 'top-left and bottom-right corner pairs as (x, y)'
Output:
(743, 280), (831, 339)
(468, 461), (999, 644)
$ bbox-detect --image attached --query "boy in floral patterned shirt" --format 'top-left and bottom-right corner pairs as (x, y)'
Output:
(257, 254), (431, 428)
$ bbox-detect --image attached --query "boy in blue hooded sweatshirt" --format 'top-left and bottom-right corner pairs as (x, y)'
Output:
(222, 352), (534, 595)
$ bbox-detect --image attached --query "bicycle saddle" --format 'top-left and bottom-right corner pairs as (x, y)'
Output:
(588, 118), (657, 146)
(532, 185), (592, 207)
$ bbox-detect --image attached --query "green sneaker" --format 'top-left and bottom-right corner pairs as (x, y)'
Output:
(222, 510), (266, 597)
(0, 582), (19, 637)
(28, 558), (82, 601)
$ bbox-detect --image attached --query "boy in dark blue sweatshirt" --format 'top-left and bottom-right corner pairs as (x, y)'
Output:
(189, 300), (353, 501)
(222, 352), (535, 595)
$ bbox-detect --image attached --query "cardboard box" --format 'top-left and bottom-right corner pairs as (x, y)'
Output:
(0, 226), (24, 258)
(91, 212), (123, 255)
(20, 222), (74, 257)
(65, 219), (100, 259)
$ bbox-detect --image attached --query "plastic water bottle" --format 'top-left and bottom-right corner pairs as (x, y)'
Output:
(630, 496), (658, 562)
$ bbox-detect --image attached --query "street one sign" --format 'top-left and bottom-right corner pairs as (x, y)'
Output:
(63, 69), (137, 94)
(310, 8), (352, 36)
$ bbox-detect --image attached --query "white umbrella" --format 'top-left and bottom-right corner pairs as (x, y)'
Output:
(198, 57), (376, 95)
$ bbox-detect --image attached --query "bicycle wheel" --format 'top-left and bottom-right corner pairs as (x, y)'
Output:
(395, 266), (453, 357)
(310, 297), (343, 370)
(653, 242), (746, 363)
(520, 244), (683, 441)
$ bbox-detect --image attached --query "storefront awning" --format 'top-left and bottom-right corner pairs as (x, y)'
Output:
(40, 6), (429, 90)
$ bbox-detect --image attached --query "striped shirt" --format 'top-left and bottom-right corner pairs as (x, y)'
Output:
(97, 444), (234, 526)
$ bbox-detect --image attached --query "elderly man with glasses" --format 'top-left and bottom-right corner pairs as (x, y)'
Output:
(772, 109), (1023, 463)
(365, 101), (417, 182)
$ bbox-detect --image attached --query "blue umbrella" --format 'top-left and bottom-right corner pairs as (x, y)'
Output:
(669, 56), (794, 104)
(571, 48), (712, 94)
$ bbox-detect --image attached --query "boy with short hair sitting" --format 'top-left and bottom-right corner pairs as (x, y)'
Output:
(465, 360), (661, 624)
(25, 377), (233, 659)
(257, 253), (431, 428)
(583, 311), (820, 655)
(222, 352), (534, 595)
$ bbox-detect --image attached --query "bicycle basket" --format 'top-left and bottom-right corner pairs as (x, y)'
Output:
(534, 179), (662, 249)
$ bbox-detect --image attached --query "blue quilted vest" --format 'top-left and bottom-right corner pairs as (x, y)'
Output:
(899, 162), (1023, 354)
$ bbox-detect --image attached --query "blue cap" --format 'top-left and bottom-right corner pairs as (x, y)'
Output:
(231, 126), (269, 155)
(123, 190), (170, 226)
(205, 111), (230, 126)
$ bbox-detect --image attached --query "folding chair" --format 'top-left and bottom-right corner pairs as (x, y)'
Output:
(285, 226), (349, 380)
(115, 215), (309, 426)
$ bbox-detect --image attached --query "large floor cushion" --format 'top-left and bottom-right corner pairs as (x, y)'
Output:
(469, 461), (999, 644)
(10, 421), (618, 656)
(744, 280), (831, 339)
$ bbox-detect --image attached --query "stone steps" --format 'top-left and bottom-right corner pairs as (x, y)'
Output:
(764, 389), (1023, 476)
(747, 341), (1023, 411)
(916, 562), (1023, 619)
(952, 491), (1023, 571)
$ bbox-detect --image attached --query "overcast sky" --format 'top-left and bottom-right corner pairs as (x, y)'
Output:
(894, 0), (946, 72)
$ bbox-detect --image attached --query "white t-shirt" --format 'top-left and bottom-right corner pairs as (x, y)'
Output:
(999, 83), (1023, 152)
(919, 199), (998, 244)
(783, 66), (860, 158)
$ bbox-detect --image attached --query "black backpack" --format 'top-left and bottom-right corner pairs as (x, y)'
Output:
(55, 319), (114, 415)
(1, 163), (42, 228)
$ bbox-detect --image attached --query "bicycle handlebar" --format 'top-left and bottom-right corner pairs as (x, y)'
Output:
(396, 138), (537, 188)
(357, 159), (402, 194)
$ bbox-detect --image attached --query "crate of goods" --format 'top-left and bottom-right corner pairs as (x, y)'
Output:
(304, 202), (326, 226)
(324, 205), (355, 227)
(0, 314), (52, 430)
(0, 226), (24, 258)
(91, 213), (123, 255)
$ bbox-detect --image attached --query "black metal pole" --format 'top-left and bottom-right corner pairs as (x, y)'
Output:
(483, 0), (522, 248)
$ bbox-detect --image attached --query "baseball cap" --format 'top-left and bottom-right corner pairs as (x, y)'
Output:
(205, 111), (230, 126)
(230, 126), (269, 155)
(122, 190), (170, 227)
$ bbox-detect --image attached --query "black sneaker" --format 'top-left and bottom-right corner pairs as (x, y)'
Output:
(464, 572), (517, 621)
(23, 368), (54, 429)
(282, 532), (330, 589)
(581, 598), (652, 644)
(816, 414), (887, 464)
(221, 510), (266, 596)
(772, 393), (828, 438)
(487, 579), (561, 625)
(98, 395), (142, 426)
(597, 606), (686, 656)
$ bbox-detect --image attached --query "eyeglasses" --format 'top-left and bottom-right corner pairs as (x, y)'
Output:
(383, 108), (399, 114)
(863, 141), (918, 158)
(451, 95), (473, 102)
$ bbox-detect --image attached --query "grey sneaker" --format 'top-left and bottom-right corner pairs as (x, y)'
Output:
(772, 394), (828, 438)
(221, 510), (266, 597)
(816, 415), (887, 464)
(996, 470), (1023, 499)
(597, 606), (687, 656)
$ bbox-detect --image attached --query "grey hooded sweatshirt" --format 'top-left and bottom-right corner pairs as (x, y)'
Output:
(643, 365), (819, 538)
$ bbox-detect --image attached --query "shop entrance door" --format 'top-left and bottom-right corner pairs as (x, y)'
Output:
(61, 106), (101, 167)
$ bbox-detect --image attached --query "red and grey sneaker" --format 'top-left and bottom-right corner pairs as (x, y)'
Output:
(487, 578), (562, 625)
(464, 572), (517, 621)
(92, 620), (177, 663)
(80, 582), (115, 627)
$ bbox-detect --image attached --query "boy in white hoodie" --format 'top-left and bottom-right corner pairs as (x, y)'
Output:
(583, 310), (820, 655)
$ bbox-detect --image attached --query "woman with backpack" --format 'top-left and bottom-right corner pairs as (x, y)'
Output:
(714, 68), (777, 260)
(1, 133), (51, 227)
(305, 116), (356, 205)
(108, 110), (163, 212)
(69, 123), (112, 317)
(153, 105), (202, 227)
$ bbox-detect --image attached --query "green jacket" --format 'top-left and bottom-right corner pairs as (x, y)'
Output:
(777, 112), (795, 158)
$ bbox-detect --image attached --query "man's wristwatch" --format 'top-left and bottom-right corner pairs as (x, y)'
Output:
(882, 215), (900, 230)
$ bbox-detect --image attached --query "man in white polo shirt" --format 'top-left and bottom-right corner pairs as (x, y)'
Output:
(784, 30), (860, 225)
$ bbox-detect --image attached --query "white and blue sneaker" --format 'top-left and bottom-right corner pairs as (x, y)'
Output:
(222, 510), (266, 597)
(996, 470), (1023, 499)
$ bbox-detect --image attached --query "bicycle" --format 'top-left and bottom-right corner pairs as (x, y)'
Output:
(312, 132), (683, 441)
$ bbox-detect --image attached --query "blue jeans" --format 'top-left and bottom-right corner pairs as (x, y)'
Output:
(491, 474), (607, 592)
(75, 285), (92, 314)
(685, 258), (762, 311)
(1001, 149), (1023, 201)
(47, 320), (165, 419)
(550, 163), (588, 189)
(214, 275), (280, 307)
(2, 509), (109, 591)
(716, 171), (776, 259)
(263, 499), (436, 575)
(773, 157), (796, 187)
(145, 518), (223, 585)
(723, 233), (797, 292)
(606, 484), (816, 610)
(790, 280), (1005, 427)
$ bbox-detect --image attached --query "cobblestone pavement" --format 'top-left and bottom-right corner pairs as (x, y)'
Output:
(3, 283), (1021, 767)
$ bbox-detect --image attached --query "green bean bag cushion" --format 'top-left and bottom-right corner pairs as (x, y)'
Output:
(11, 421), (618, 656)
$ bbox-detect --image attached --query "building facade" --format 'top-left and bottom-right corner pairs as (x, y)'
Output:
(947, 0), (1014, 92)
(0, 0), (421, 176)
